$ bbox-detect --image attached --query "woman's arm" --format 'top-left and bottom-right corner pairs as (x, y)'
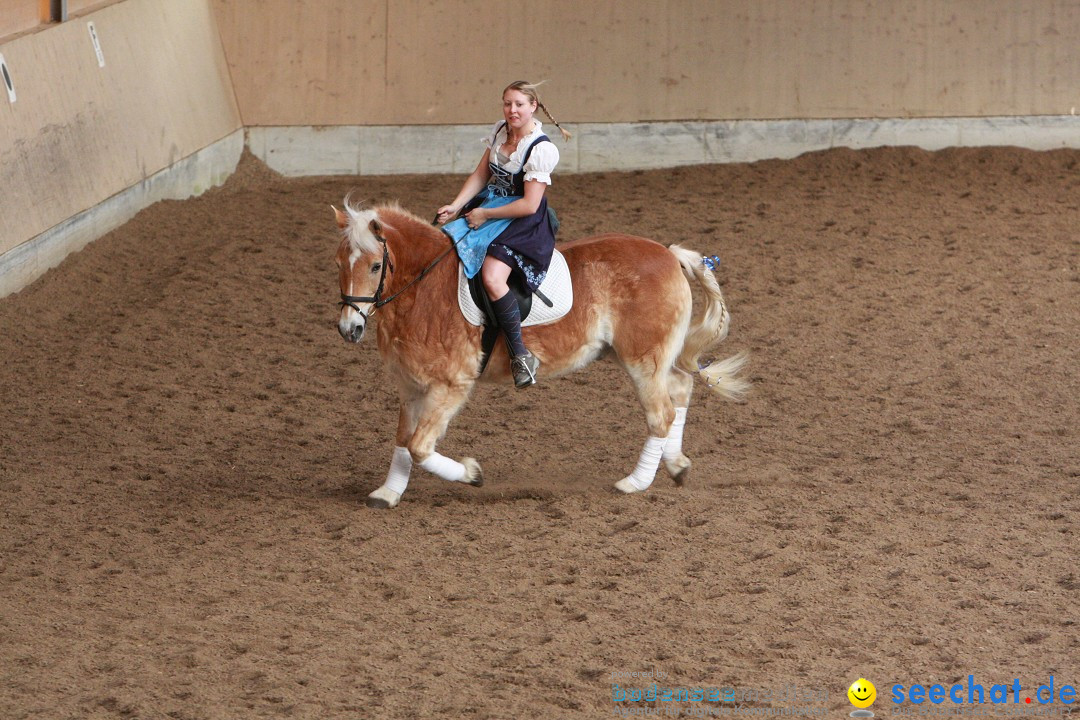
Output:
(463, 180), (546, 228)
(436, 149), (493, 224)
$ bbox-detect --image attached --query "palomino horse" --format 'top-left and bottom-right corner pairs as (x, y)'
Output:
(334, 202), (748, 509)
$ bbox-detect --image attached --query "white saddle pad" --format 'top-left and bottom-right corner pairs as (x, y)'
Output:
(457, 249), (573, 327)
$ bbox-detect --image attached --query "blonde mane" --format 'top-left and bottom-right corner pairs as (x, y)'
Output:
(342, 199), (441, 254)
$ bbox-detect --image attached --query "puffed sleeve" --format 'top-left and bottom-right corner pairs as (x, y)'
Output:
(523, 141), (560, 185)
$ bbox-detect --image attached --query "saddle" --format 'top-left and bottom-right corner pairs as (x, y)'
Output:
(457, 249), (574, 374)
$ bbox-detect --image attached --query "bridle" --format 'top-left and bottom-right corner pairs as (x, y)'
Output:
(338, 238), (393, 321)
(338, 218), (454, 320)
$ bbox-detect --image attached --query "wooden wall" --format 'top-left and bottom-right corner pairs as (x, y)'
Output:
(213, 0), (1080, 127)
(0, 0), (41, 38)
(2, 0), (1076, 267)
(0, 0), (120, 40)
(0, 0), (241, 256)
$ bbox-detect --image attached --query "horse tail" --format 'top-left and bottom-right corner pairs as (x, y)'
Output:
(668, 244), (750, 401)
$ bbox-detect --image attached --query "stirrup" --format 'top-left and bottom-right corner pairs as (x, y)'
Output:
(511, 352), (539, 388)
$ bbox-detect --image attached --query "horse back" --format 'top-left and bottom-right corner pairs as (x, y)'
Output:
(524, 233), (692, 373)
(559, 233), (686, 290)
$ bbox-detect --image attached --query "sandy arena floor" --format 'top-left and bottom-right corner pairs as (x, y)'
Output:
(1, 147), (1078, 719)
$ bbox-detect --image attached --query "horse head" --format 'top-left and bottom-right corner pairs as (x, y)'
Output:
(334, 203), (393, 343)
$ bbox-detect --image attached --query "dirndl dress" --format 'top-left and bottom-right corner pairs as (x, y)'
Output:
(443, 121), (559, 291)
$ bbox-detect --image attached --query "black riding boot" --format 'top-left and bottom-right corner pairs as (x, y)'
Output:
(490, 291), (539, 388)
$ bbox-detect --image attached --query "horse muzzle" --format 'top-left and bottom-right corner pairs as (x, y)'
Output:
(338, 314), (366, 343)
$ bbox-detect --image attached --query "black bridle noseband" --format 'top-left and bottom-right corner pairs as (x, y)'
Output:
(338, 217), (453, 320)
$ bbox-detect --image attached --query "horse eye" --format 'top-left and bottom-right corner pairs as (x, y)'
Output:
(371, 262), (382, 273)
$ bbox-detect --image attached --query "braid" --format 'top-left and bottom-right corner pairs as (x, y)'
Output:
(537, 100), (572, 142)
(504, 80), (572, 142)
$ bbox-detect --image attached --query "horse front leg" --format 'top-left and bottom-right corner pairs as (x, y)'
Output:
(367, 383), (482, 510)
(365, 392), (424, 509)
(409, 383), (483, 488)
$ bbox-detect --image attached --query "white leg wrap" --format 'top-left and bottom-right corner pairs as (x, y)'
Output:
(662, 407), (688, 461)
(383, 446), (412, 495)
(624, 436), (668, 491)
(418, 451), (467, 483)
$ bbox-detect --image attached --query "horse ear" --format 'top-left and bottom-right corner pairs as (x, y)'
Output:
(332, 205), (348, 230)
(369, 217), (383, 238)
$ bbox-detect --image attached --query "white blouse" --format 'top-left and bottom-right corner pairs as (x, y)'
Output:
(484, 120), (560, 185)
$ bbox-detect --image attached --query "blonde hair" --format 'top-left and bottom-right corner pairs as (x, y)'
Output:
(503, 80), (572, 142)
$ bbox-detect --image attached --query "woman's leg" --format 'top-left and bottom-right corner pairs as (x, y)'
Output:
(481, 255), (539, 387)
(481, 254), (512, 303)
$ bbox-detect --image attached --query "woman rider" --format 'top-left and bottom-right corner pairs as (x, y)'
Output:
(437, 81), (571, 388)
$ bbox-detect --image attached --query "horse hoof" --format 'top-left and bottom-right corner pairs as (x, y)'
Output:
(462, 457), (483, 487)
(664, 455), (692, 486)
(614, 477), (647, 494)
(365, 485), (401, 509)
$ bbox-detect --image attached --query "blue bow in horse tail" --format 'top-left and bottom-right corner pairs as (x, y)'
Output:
(701, 255), (722, 271)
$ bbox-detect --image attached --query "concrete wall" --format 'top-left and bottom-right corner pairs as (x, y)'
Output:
(0, 0), (242, 294)
(247, 115), (1080, 177)
(214, 0), (1080, 126)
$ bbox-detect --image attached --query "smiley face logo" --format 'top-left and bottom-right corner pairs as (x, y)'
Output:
(848, 678), (877, 709)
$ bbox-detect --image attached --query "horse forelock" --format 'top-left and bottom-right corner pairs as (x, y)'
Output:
(342, 200), (382, 256)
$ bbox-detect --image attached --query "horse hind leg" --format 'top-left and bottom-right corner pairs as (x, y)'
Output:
(662, 369), (694, 485)
(614, 364), (676, 495)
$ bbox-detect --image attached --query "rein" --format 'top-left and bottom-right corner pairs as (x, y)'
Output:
(339, 216), (453, 319)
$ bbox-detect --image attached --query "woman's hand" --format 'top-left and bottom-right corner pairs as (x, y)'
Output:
(464, 207), (488, 229)
(435, 205), (458, 225)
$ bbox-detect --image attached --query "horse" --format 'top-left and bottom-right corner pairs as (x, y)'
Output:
(333, 201), (748, 509)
